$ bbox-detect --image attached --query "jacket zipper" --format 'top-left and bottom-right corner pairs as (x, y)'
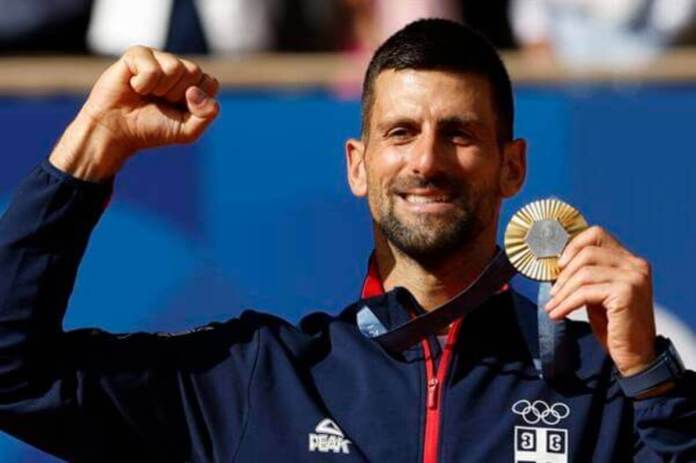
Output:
(359, 255), (469, 462)
(421, 320), (463, 463)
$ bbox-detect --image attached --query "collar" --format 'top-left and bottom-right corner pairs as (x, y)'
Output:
(360, 252), (385, 299)
(356, 252), (571, 376)
(356, 251), (520, 355)
(362, 251), (511, 298)
(357, 253), (425, 359)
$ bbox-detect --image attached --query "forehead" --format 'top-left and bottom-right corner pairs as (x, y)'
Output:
(370, 69), (495, 125)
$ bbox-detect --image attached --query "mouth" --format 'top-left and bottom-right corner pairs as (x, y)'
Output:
(399, 193), (452, 204)
(395, 190), (457, 213)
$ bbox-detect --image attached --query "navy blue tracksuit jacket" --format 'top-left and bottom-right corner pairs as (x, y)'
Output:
(0, 161), (694, 462)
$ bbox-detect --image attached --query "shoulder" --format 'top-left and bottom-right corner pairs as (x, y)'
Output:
(158, 307), (356, 350)
(230, 304), (362, 362)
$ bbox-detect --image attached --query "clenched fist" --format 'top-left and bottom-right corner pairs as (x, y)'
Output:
(49, 46), (220, 182)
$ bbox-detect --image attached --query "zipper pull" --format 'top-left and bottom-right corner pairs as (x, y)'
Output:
(427, 378), (439, 409)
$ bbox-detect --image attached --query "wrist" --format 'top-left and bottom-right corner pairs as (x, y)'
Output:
(617, 350), (657, 377)
(615, 336), (685, 398)
(48, 110), (133, 182)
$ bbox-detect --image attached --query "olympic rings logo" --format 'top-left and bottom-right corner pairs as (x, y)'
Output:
(511, 399), (570, 425)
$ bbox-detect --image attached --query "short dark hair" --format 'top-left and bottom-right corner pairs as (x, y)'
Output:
(361, 18), (514, 142)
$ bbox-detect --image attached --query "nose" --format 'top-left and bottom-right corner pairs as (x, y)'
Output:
(408, 128), (451, 178)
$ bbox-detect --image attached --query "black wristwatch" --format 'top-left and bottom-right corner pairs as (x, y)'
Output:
(615, 336), (685, 398)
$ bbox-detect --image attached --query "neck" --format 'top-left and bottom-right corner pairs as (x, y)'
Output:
(374, 228), (498, 311)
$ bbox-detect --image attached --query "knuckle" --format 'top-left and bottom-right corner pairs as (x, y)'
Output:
(626, 271), (643, 287)
(568, 286), (586, 305)
(188, 63), (203, 79)
(125, 44), (147, 55)
(575, 246), (596, 264)
(578, 266), (593, 282)
(576, 285), (590, 299)
(588, 225), (605, 238)
(142, 65), (162, 81)
(637, 270), (651, 287)
(634, 257), (651, 274)
(182, 59), (199, 70)
(576, 246), (591, 261)
(161, 58), (183, 76)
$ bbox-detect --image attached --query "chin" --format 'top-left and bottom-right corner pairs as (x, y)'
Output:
(386, 224), (475, 264)
(398, 242), (466, 267)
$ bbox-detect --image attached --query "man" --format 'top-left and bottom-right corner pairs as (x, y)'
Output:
(0, 18), (693, 462)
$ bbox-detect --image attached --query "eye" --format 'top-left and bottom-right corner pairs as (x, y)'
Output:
(387, 126), (415, 141)
(447, 129), (475, 145)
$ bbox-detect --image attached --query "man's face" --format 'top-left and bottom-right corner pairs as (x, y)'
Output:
(347, 69), (524, 263)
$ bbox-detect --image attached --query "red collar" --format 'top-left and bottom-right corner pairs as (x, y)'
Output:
(360, 253), (384, 299)
(360, 252), (509, 300)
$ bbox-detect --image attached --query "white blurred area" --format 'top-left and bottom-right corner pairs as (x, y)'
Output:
(86, 0), (468, 56)
(88, 0), (172, 53)
(511, 0), (696, 69)
(87, 0), (276, 55)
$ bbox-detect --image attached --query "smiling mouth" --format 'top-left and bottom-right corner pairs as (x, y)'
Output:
(397, 192), (454, 204)
(402, 195), (450, 204)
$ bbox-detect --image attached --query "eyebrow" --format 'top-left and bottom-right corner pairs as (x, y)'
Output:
(374, 115), (487, 136)
(437, 116), (485, 130)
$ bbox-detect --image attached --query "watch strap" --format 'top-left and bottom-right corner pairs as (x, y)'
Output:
(616, 336), (685, 398)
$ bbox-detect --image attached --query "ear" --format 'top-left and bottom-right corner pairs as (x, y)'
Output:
(346, 137), (368, 197)
(499, 138), (527, 198)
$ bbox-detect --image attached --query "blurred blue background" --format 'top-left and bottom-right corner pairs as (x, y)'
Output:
(1, 85), (695, 461)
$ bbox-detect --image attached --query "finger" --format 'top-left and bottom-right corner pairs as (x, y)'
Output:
(177, 86), (220, 142)
(169, 72), (219, 103)
(186, 86), (218, 118)
(546, 265), (628, 311)
(548, 283), (612, 320)
(198, 74), (220, 98)
(124, 46), (164, 95)
(164, 59), (203, 103)
(552, 246), (631, 296)
(150, 51), (186, 97)
(558, 226), (625, 268)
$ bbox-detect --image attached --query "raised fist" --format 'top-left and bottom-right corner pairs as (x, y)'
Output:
(50, 46), (220, 181)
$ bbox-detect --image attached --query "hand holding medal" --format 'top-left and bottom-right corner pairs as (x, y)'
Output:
(505, 199), (657, 377)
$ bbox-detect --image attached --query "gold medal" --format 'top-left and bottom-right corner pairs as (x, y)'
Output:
(504, 198), (588, 281)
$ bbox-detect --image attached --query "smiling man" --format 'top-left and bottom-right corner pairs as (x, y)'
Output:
(0, 19), (694, 463)
(346, 67), (524, 309)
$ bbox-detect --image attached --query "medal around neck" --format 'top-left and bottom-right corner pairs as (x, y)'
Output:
(504, 198), (588, 281)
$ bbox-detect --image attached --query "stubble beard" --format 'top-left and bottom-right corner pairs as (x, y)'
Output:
(371, 177), (496, 266)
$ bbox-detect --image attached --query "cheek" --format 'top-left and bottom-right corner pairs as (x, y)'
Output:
(365, 177), (387, 223)
(454, 149), (503, 191)
(365, 168), (388, 214)
(364, 155), (402, 217)
(365, 149), (403, 193)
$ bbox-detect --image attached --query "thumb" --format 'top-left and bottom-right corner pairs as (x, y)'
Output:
(179, 86), (219, 141)
(186, 86), (218, 118)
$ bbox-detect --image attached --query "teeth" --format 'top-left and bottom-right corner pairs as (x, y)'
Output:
(403, 195), (449, 204)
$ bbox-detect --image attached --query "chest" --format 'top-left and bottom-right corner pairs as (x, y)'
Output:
(231, 342), (632, 463)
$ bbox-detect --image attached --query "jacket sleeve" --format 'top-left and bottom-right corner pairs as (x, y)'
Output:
(0, 161), (261, 462)
(633, 370), (696, 462)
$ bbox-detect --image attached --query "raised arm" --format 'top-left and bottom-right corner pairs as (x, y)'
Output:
(0, 49), (260, 461)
